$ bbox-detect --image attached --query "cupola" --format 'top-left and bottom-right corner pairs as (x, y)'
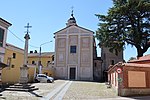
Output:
(66, 10), (77, 26)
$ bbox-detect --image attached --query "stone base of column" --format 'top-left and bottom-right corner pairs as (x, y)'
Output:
(19, 65), (29, 84)
(19, 77), (28, 84)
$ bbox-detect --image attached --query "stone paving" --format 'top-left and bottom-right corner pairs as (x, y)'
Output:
(0, 80), (150, 100)
(63, 81), (118, 100)
(0, 80), (66, 100)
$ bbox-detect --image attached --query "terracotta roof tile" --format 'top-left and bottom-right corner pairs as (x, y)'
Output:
(128, 54), (150, 63)
(125, 63), (150, 68)
(138, 54), (150, 60)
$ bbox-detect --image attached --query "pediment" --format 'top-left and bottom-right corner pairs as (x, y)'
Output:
(54, 25), (94, 35)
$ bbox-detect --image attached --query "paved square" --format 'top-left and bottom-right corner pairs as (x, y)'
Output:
(63, 81), (117, 100)
(1, 80), (149, 100)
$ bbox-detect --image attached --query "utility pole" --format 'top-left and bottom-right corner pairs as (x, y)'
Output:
(38, 46), (42, 74)
(38, 41), (52, 74)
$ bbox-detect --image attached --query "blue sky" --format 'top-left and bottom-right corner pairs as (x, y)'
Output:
(1, 0), (150, 61)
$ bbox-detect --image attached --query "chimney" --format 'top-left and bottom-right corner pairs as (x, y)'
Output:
(34, 50), (37, 53)
(30, 51), (33, 53)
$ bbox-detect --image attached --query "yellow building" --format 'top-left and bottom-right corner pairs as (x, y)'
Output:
(2, 43), (24, 84)
(27, 64), (36, 82)
(2, 43), (38, 83)
(28, 52), (55, 77)
(0, 18), (12, 83)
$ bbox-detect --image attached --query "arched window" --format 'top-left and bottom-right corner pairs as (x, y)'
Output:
(32, 61), (35, 64)
(13, 53), (16, 58)
(111, 60), (114, 65)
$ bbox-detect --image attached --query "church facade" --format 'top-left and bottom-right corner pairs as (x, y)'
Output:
(54, 12), (124, 81)
(54, 13), (94, 80)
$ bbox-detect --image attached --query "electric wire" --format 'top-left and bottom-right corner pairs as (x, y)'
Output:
(8, 29), (24, 43)
(8, 29), (40, 49)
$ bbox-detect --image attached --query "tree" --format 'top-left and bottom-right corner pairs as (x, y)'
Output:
(96, 0), (150, 57)
(128, 57), (136, 61)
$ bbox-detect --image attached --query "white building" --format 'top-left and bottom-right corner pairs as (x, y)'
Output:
(54, 13), (94, 80)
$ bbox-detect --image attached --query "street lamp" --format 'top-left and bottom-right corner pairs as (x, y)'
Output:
(38, 41), (52, 74)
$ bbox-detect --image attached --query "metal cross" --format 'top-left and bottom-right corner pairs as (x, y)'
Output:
(71, 6), (74, 16)
(24, 23), (32, 34)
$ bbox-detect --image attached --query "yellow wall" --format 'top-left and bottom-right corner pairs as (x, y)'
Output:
(28, 56), (53, 67)
(28, 66), (36, 82)
(2, 47), (24, 84)
(42, 68), (54, 77)
(28, 53), (55, 77)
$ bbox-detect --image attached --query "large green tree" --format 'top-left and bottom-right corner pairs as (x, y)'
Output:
(96, 0), (150, 57)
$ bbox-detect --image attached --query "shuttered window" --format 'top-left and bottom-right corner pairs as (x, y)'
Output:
(0, 28), (4, 47)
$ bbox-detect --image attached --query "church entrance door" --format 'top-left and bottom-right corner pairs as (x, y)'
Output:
(69, 68), (76, 80)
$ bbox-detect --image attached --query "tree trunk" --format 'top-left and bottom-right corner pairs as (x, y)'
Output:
(136, 47), (144, 57)
(137, 51), (143, 57)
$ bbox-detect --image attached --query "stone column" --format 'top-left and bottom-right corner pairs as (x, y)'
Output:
(19, 33), (30, 84)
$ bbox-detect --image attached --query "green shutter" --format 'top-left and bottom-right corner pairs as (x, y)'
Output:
(0, 28), (4, 47)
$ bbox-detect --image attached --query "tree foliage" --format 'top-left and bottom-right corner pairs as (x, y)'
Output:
(96, 0), (150, 57)
(128, 57), (136, 61)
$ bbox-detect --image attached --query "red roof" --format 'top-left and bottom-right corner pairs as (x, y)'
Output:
(125, 63), (150, 68)
(138, 54), (150, 60)
(128, 54), (150, 63)
(108, 61), (150, 72)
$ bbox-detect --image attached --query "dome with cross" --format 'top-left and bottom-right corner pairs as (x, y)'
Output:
(66, 10), (77, 27)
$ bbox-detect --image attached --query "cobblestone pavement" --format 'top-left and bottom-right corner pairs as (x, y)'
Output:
(63, 81), (118, 100)
(0, 80), (150, 100)
(0, 80), (66, 100)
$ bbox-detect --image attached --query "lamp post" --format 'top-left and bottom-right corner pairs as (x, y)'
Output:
(38, 41), (52, 74)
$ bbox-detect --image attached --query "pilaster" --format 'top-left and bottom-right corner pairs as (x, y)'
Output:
(66, 29), (69, 79)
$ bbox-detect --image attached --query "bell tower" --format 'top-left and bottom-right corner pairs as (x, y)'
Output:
(66, 8), (77, 26)
(101, 45), (123, 81)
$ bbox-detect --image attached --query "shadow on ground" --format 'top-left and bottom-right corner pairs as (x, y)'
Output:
(29, 91), (43, 97)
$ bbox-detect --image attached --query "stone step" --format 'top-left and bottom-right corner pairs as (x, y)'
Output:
(14, 83), (32, 86)
(5, 83), (38, 92)
(5, 87), (38, 92)
(9, 85), (35, 89)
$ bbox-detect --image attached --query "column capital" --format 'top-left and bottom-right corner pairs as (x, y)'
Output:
(24, 33), (30, 40)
